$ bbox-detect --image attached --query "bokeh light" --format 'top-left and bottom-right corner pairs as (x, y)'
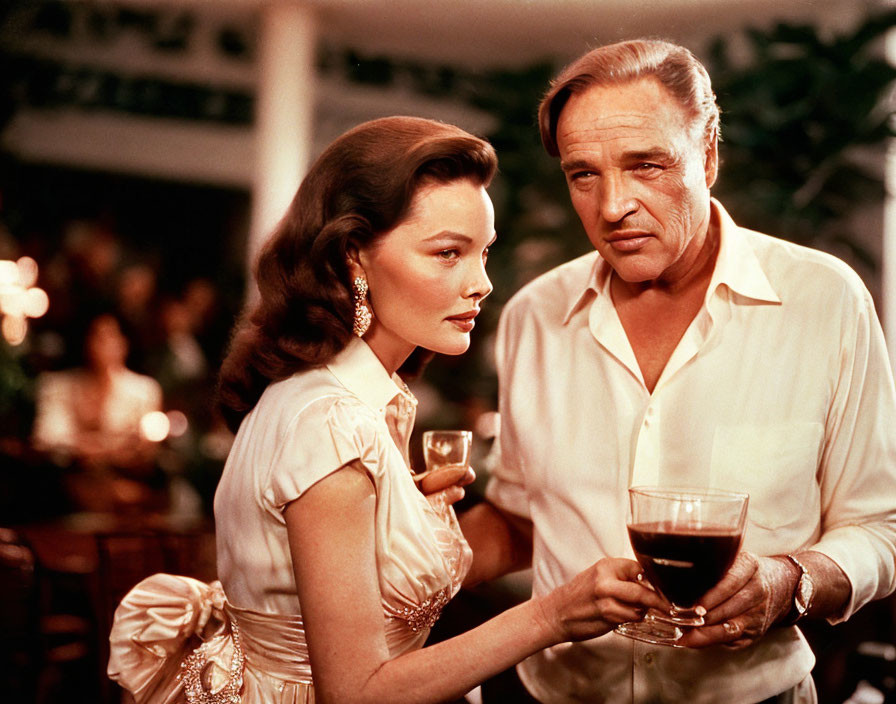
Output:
(2, 315), (28, 346)
(166, 410), (189, 438)
(139, 411), (171, 442)
(24, 287), (50, 318)
(0, 258), (50, 345)
(16, 256), (39, 289)
(0, 260), (17, 286)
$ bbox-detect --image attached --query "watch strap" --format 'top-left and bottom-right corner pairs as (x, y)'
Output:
(781, 554), (813, 626)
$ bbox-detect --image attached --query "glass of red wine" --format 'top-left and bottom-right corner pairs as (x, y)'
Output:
(615, 486), (749, 647)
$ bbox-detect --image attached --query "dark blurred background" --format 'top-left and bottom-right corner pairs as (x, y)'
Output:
(0, 1), (894, 702)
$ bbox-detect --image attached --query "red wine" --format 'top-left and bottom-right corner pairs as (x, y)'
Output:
(628, 522), (742, 608)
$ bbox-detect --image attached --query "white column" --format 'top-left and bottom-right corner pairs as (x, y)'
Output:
(885, 29), (896, 371)
(247, 1), (316, 300)
(886, 142), (896, 371)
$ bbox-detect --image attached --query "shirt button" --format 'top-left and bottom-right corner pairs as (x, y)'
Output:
(643, 652), (655, 665)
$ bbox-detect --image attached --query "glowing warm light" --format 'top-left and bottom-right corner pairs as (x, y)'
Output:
(0, 288), (25, 317)
(1, 258), (49, 344)
(140, 411), (171, 442)
(2, 315), (27, 346)
(24, 287), (50, 318)
(0, 260), (17, 287)
(16, 257), (39, 289)
(166, 410), (189, 438)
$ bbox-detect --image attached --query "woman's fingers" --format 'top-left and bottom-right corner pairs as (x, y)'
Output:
(416, 465), (475, 494)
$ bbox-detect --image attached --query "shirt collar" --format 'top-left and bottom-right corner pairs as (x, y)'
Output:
(708, 198), (780, 304)
(325, 337), (415, 413)
(562, 197), (780, 324)
(562, 254), (608, 324)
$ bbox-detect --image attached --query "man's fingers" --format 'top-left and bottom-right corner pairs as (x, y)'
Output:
(677, 619), (745, 648)
(697, 551), (759, 611)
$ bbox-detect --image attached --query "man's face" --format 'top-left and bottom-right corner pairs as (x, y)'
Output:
(556, 77), (717, 285)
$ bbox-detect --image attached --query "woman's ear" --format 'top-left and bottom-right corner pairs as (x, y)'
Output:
(345, 241), (366, 281)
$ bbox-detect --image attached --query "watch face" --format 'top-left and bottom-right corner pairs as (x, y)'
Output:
(796, 575), (814, 611)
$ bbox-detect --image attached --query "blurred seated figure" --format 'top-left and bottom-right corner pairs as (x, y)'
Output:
(148, 297), (208, 396)
(114, 261), (161, 370)
(31, 313), (166, 513)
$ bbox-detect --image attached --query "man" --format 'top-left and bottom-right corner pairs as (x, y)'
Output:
(458, 39), (896, 703)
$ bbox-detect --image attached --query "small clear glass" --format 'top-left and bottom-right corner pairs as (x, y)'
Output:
(422, 430), (473, 475)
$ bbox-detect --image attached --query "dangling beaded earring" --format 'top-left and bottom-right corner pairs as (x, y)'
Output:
(352, 277), (372, 337)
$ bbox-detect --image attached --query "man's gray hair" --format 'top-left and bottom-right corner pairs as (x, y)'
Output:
(538, 39), (720, 156)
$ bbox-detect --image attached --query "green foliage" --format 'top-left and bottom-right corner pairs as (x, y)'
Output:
(709, 11), (896, 269)
(0, 338), (34, 437)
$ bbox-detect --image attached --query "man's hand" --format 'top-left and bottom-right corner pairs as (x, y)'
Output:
(676, 552), (796, 649)
(414, 464), (476, 506)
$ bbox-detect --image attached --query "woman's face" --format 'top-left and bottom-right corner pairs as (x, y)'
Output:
(85, 315), (128, 371)
(355, 178), (496, 373)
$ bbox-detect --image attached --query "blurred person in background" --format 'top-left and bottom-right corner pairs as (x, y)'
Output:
(147, 296), (208, 398)
(114, 260), (160, 369)
(182, 276), (233, 366)
(107, 116), (665, 704)
(32, 310), (165, 513)
(459, 38), (896, 703)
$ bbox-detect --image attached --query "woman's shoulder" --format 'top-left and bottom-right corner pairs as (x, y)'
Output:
(255, 366), (380, 433)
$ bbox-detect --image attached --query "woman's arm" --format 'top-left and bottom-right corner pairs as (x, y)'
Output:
(285, 463), (664, 704)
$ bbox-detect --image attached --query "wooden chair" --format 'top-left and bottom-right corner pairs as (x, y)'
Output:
(0, 526), (94, 704)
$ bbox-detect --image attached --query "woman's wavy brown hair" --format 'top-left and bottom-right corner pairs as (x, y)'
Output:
(218, 116), (497, 432)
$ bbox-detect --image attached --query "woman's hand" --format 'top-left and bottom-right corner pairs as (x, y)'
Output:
(415, 464), (476, 506)
(534, 558), (670, 643)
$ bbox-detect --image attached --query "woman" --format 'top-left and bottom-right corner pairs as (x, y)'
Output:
(32, 311), (165, 512)
(108, 116), (664, 703)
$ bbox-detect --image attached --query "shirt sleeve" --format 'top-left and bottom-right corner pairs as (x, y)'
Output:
(31, 372), (76, 452)
(268, 396), (384, 509)
(812, 286), (896, 623)
(485, 302), (533, 520)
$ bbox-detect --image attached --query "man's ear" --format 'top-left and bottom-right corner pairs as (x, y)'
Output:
(704, 131), (719, 189)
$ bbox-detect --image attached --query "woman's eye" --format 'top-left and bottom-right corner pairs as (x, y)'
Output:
(482, 247), (490, 263)
(437, 249), (460, 261)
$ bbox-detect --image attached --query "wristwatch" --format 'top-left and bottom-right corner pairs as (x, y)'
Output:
(782, 554), (815, 625)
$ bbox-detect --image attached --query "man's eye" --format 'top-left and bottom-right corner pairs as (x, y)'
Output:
(570, 171), (596, 181)
(637, 163), (663, 172)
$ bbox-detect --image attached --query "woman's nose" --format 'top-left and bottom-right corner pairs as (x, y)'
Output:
(466, 262), (492, 301)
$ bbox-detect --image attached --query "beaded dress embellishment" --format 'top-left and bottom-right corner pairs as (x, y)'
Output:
(178, 618), (245, 703)
(385, 585), (451, 633)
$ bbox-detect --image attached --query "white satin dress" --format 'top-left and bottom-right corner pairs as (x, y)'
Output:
(108, 339), (473, 703)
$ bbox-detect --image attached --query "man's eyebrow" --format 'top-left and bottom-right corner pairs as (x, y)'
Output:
(560, 159), (593, 173)
(624, 148), (677, 162)
(560, 148), (677, 173)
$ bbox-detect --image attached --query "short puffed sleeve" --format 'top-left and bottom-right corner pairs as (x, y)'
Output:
(268, 396), (385, 508)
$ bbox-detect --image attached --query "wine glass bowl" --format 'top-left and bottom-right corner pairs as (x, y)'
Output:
(422, 430), (472, 474)
(615, 486), (749, 646)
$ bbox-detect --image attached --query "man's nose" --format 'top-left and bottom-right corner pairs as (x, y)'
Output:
(600, 172), (637, 223)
